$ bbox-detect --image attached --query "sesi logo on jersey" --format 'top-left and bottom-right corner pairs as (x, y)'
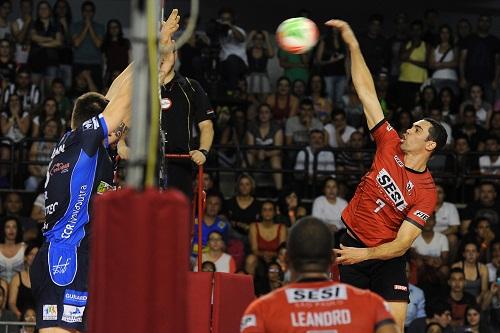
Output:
(285, 285), (347, 303)
(376, 168), (408, 211)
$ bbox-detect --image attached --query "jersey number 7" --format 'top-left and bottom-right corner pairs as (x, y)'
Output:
(373, 199), (386, 213)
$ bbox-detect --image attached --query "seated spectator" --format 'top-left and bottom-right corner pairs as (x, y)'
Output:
(341, 81), (364, 128)
(102, 19), (130, 86)
(336, 131), (372, 190)
(429, 108), (452, 146)
(314, 27), (347, 106)
(447, 268), (477, 328)
(452, 241), (489, 304)
(484, 269), (500, 330)
(489, 111), (500, 138)
(407, 300), (452, 333)
(265, 77), (299, 124)
(465, 218), (497, 264)
(413, 85), (437, 119)
(246, 30), (274, 101)
(286, 98), (324, 146)
(412, 214), (449, 275)
(438, 87), (459, 125)
(406, 262), (427, 329)
(8, 244), (37, 319)
(461, 182), (500, 235)
(201, 261), (216, 273)
(0, 284), (16, 333)
(0, 217), (25, 283)
(479, 135), (499, 176)
(459, 84), (492, 128)
(0, 39), (16, 87)
(28, 0), (62, 93)
(25, 119), (59, 191)
(3, 193), (36, 237)
(267, 261), (284, 291)
(192, 191), (229, 256)
(0, 1), (11, 40)
(49, 78), (72, 124)
(19, 307), (36, 333)
(359, 14), (386, 76)
(276, 189), (307, 227)
(225, 174), (261, 236)
(2, 67), (40, 113)
(275, 243), (290, 282)
(307, 74), (333, 124)
(0, 94), (29, 143)
(324, 109), (356, 148)
(453, 105), (487, 151)
(311, 177), (347, 236)
(486, 240), (500, 284)
(291, 79), (306, 101)
(294, 129), (335, 178)
(52, 0), (73, 88)
(249, 201), (287, 263)
(31, 97), (65, 138)
(447, 136), (479, 202)
(29, 187), (44, 225)
(428, 24), (458, 95)
(0, 144), (10, 188)
(394, 110), (414, 137)
(67, 69), (97, 102)
(10, 0), (32, 66)
(218, 107), (247, 167)
(461, 304), (492, 333)
(245, 103), (283, 190)
(194, 231), (236, 273)
(435, 184), (460, 260)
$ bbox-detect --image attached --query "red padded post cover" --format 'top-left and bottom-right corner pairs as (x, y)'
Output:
(88, 188), (190, 332)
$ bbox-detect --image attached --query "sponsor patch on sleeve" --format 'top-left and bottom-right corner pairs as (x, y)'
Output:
(43, 305), (58, 321)
(240, 314), (257, 330)
(64, 289), (88, 306)
(413, 210), (430, 221)
(61, 305), (85, 323)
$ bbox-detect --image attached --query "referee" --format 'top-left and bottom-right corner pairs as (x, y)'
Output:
(159, 65), (215, 198)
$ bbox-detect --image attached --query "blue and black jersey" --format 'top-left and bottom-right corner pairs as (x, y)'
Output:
(43, 114), (113, 286)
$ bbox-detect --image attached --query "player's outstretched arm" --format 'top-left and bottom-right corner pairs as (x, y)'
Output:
(325, 20), (384, 130)
(102, 65), (133, 133)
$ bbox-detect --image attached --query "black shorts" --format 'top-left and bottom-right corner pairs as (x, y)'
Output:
(338, 233), (409, 302)
(30, 243), (89, 331)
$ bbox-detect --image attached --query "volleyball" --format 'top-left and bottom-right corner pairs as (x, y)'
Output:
(276, 17), (319, 54)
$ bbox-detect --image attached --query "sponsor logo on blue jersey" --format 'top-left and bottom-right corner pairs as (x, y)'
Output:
(64, 289), (88, 306)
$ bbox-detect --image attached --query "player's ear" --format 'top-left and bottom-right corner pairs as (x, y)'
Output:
(425, 140), (436, 152)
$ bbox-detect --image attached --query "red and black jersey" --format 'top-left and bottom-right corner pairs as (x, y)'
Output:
(240, 280), (394, 333)
(342, 120), (437, 247)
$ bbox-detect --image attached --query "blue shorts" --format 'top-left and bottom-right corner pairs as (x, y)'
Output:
(30, 243), (89, 331)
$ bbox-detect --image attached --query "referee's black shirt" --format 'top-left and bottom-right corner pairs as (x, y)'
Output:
(160, 73), (215, 153)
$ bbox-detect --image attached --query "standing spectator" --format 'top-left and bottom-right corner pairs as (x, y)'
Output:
(434, 184), (460, 259)
(459, 15), (500, 102)
(0, 0), (11, 40)
(359, 14), (387, 76)
(480, 135), (500, 176)
(28, 0), (62, 93)
(0, 217), (25, 283)
(0, 93), (29, 143)
(452, 106), (487, 151)
(265, 77), (299, 124)
(53, 0), (73, 89)
(194, 231), (236, 273)
(8, 244), (37, 319)
(3, 66), (40, 113)
(31, 97), (64, 137)
(452, 242), (490, 304)
(307, 74), (333, 124)
(225, 174), (261, 236)
(386, 13), (408, 83)
(294, 129), (335, 177)
(447, 268), (477, 328)
(311, 177), (348, 236)
(405, 262), (427, 329)
(216, 8), (247, 92)
(325, 109), (356, 148)
(455, 18), (471, 49)
(461, 182), (500, 233)
(285, 98), (323, 146)
(460, 84), (492, 128)
(246, 30), (274, 101)
(101, 19), (130, 87)
(423, 9), (440, 46)
(25, 119), (59, 191)
(0, 39), (16, 87)
(10, 0), (32, 66)
(398, 20), (429, 110)
(315, 27), (348, 106)
(278, 48), (309, 85)
(71, 1), (104, 90)
(429, 24), (458, 95)
(407, 300), (452, 333)
(245, 103), (283, 190)
(249, 201), (287, 263)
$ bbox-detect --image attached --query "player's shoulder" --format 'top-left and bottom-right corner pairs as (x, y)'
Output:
(414, 171), (437, 192)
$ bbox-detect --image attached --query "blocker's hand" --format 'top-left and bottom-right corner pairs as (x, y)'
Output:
(160, 9), (180, 45)
(190, 150), (206, 166)
(335, 244), (369, 265)
(325, 19), (359, 48)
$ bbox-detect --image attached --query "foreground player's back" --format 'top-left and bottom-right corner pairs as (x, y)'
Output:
(241, 280), (395, 333)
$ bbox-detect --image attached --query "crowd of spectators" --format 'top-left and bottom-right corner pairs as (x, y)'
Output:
(0, 0), (497, 332)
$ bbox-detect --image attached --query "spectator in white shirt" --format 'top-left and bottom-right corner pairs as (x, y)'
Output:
(324, 109), (356, 148)
(435, 184), (460, 261)
(312, 177), (348, 234)
(294, 129), (335, 177)
(479, 135), (499, 176)
(486, 240), (499, 284)
(193, 231), (237, 273)
(216, 8), (247, 92)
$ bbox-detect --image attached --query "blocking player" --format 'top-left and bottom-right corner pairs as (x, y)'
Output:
(240, 217), (398, 333)
(326, 20), (447, 331)
(29, 10), (180, 333)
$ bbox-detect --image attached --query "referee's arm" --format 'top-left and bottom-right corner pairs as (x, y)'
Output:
(336, 221), (421, 264)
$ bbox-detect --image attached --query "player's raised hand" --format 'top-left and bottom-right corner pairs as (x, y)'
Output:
(325, 19), (359, 49)
(160, 8), (180, 45)
(334, 244), (369, 265)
